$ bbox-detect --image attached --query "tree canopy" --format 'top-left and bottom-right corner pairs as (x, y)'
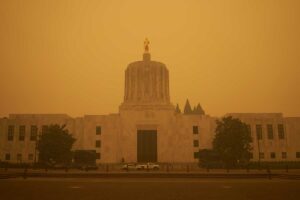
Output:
(213, 116), (252, 166)
(37, 124), (76, 165)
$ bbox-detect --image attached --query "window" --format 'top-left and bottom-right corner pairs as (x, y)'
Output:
(17, 153), (22, 162)
(270, 152), (276, 159)
(96, 140), (101, 148)
(282, 152), (287, 159)
(278, 124), (285, 139)
(259, 152), (264, 159)
(296, 152), (300, 158)
(28, 154), (34, 161)
(193, 140), (199, 147)
(5, 153), (10, 161)
(96, 153), (101, 159)
(193, 152), (199, 159)
(267, 124), (273, 140)
(96, 126), (101, 135)
(7, 125), (14, 141)
(193, 126), (199, 134)
(256, 125), (262, 140)
(19, 125), (25, 141)
(30, 125), (38, 141)
(42, 125), (48, 134)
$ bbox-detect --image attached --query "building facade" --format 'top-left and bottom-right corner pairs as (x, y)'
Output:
(1, 46), (300, 164)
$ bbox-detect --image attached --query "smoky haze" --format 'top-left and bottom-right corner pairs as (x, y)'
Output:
(0, 0), (299, 117)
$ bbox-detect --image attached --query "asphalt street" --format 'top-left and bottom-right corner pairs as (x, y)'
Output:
(0, 178), (299, 200)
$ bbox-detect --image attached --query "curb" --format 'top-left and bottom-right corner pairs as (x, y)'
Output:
(2, 172), (299, 180)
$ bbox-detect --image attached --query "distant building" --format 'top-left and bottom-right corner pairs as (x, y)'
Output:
(1, 42), (300, 164)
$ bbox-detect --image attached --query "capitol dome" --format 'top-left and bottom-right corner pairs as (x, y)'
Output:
(120, 39), (173, 110)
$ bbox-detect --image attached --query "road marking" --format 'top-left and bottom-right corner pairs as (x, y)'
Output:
(221, 185), (232, 189)
(69, 186), (82, 189)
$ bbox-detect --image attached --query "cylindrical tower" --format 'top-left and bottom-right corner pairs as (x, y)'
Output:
(120, 40), (173, 110)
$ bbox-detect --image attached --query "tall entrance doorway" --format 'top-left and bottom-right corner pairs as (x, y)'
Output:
(137, 130), (157, 163)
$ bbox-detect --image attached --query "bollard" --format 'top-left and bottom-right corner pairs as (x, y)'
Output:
(23, 168), (28, 179)
(206, 167), (210, 173)
(267, 166), (272, 180)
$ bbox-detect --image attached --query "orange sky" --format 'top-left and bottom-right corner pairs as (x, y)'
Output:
(0, 0), (299, 117)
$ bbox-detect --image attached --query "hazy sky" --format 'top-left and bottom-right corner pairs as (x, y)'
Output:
(0, 0), (299, 117)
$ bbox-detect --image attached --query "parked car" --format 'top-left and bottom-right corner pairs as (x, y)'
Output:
(136, 163), (160, 170)
(121, 163), (137, 170)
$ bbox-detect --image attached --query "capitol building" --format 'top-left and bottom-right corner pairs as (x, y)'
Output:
(1, 42), (300, 164)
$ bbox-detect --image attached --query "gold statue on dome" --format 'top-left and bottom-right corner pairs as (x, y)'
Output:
(144, 38), (150, 53)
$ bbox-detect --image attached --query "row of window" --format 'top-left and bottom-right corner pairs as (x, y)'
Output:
(193, 124), (285, 138)
(192, 126), (199, 148)
(95, 126), (101, 159)
(251, 124), (285, 140)
(6, 125), (49, 141)
(257, 152), (288, 159)
(193, 152), (300, 159)
(95, 140), (101, 160)
(5, 153), (34, 161)
(95, 126), (102, 159)
(4, 153), (101, 161)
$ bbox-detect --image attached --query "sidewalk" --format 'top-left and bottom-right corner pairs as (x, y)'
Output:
(1, 168), (300, 180)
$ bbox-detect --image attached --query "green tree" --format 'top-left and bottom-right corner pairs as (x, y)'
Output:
(213, 116), (252, 167)
(37, 124), (76, 165)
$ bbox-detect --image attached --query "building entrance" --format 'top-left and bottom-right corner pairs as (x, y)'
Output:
(137, 130), (157, 163)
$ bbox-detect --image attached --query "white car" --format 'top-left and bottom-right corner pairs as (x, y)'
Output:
(136, 163), (160, 170)
(121, 163), (137, 170)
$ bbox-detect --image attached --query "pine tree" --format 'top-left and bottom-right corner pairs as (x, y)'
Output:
(184, 99), (192, 114)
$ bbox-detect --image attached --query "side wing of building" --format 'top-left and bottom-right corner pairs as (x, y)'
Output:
(227, 113), (300, 161)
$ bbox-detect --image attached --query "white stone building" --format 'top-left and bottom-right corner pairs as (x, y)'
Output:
(1, 45), (300, 164)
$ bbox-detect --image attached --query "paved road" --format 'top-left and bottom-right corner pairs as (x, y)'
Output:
(1, 178), (299, 200)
